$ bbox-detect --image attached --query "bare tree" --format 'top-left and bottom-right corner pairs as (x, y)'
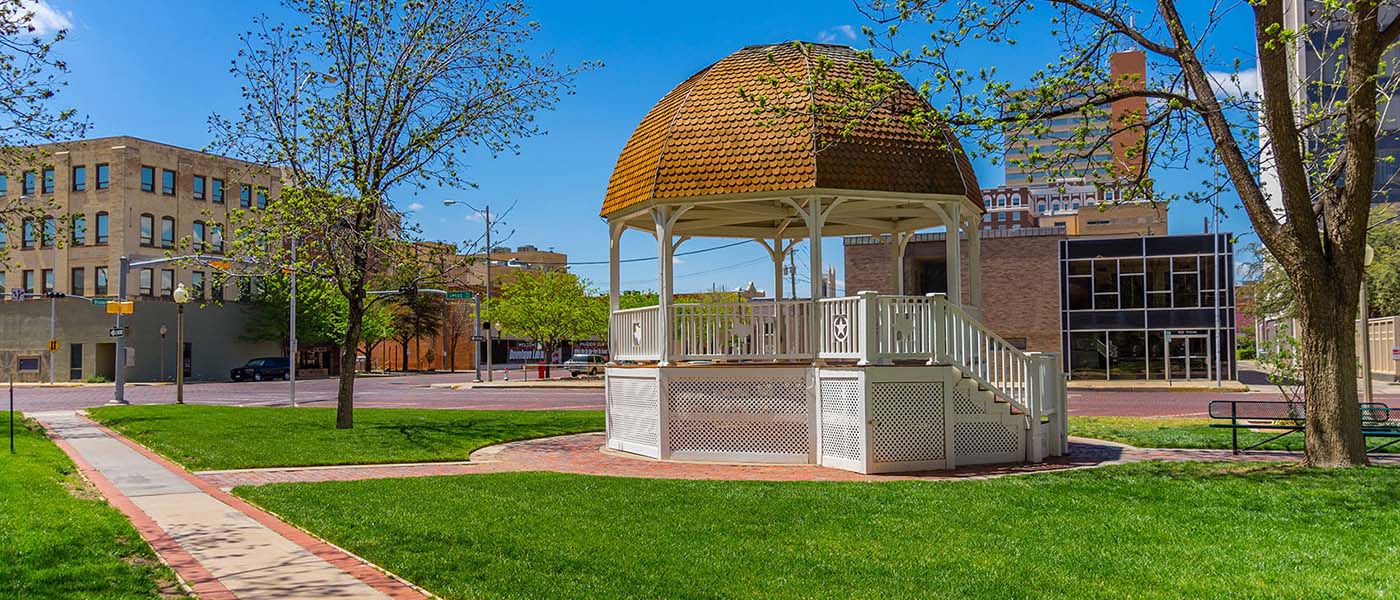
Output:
(212, 0), (594, 427)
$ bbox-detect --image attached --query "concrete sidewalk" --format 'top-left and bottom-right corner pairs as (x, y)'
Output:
(31, 410), (417, 600)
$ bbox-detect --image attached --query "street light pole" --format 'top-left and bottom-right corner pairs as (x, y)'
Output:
(289, 236), (298, 407)
(110, 255), (130, 405)
(173, 283), (191, 404)
(443, 199), (494, 381)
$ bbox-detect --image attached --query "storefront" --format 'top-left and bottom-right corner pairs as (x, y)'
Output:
(1059, 234), (1236, 381)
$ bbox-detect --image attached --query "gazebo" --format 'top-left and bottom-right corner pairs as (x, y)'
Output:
(601, 42), (1066, 474)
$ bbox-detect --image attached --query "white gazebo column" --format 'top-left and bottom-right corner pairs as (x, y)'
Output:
(653, 207), (676, 366)
(608, 221), (623, 312)
(893, 231), (913, 295)
(944, 203), (962, 305)
(967, 220), (982, 310)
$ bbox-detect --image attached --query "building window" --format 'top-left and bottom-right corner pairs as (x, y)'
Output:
(0, 222), (6, 249)
(192, 271), (205, 298)
(95, 212), (109, 244)
(21, 217), (34, 248)
(70, 267), (84, 296)
(0, 272), (5, 292)
(239, 184), (251, 208)
(16, 357), (39, 372)
(0, 174), (7, 195)
(160, 269), (174, 297)
(210, 223), (223, 253)
(139, 268), (153, 296)
(192, 221), (205, 251)
(71, 214), (85, 246)
(193, 175), (206, 200)
(41, 167), (54, 194)
(1172, 256), (1200, 308)
(22, 270), (34, 293)
(212, 178), (224, 203)
(997, 212), (1007, 221)
(40, 217), (55, 247)
(41, 268), (53, 293)
(22, 170), (34, 195)
(139, 213), (154, 246)
(72, 165), (86, 191)
(140, 166), (155, 192)
(96, 164), (110, 189)
(160, 216), (175, 248)
(94, 266), (108, 296)
(162, 169), (176, 195)
(256, 188), (267, 209)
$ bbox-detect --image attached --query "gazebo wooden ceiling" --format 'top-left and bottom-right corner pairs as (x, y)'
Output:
(601, 41), (982, 239)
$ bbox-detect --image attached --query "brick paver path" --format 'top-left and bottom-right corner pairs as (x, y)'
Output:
(197, 432), (1400, 489)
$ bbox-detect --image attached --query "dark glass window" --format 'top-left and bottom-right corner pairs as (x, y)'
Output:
(139, 214), (154, 246)
(193, 175), (206, 200)
(162, 169), (176, 195)
(192, 221), (205, 251)
(1069, 332), (1108, 379)
(256, 188), (267, 209)
(1173, 273), (1199, 308)
(95, 266), (108, 296)
(96, 164), (110, 189)
(1093, 260), (1117, 294)
(41, 167), (54, 194)
(72, 165), (86, 191)
(70, 267), (84, 296)
(192, 271), (205, 298)
(139, 268), (152, 296)
(239, 184), (251, 208)
(22, 170), (34, 195)
(160, 269), (174, 297)
(41, 268), (53, 293)
(160, 216), (175, 248)
(95, 212), (109, 244)
(1067, 259), (1091, 276)
(71, 214), (85, 245)
(0, 221), (5, 249)
(1108, 331), (1148, 380)
(1145, 257), (1171, 292)
(0, 173), (8, 194)
(212, 178), (224, 203)
(1067, 276), (1092, 310)
(1119, 274), (1145, 309)
(41, 217), (54, 247)
(210, 223), (223, 253)
(140, 166), (155, 192)
(22, 270), (34, 293)
(21, 217), (34, 248)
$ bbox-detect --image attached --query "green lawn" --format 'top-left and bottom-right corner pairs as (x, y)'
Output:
(0, 415), (185, 598)
(1070, 416), (1317, 451)
(236, 464), (1400, 599)
(88, 405), (604, 471)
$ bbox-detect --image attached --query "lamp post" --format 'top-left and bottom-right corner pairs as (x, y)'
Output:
(443, 199), (494, 381)
(1362, 244), (1376, 407)
(159, 324), (168, 381)
(172, 283), (191, 404)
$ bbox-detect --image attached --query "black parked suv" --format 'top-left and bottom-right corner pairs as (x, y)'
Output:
(230, 357), (291, 382)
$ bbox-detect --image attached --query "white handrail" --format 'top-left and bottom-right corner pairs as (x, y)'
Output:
(933, 295), (1033, 415)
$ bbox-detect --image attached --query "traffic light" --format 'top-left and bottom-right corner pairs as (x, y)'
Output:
(44, 291), (66, 299)
(481, 321), (491, 331)
(398, 285), (417, 297)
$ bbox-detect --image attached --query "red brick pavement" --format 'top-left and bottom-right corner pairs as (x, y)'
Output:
(197, 433), (1400, 489)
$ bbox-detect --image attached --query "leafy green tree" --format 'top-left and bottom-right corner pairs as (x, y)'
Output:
(777, 1), (1400, 467)
(212, 0), (593, 427)
(488, 271), (606, 375)
(242, 273), (349, 351)
(389, 290), (445, 371)
(358, 302), (398, 372)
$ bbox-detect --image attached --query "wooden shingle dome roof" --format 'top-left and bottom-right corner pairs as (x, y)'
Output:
(602, 42), (981, 218)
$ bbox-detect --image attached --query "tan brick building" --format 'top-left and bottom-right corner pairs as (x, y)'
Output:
(0, 136), (281, 382)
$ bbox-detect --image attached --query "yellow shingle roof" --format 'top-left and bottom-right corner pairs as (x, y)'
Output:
(602, 42), (981, 217)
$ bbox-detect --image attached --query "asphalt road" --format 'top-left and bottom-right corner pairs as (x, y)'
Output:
(9, 371), (1400, 417)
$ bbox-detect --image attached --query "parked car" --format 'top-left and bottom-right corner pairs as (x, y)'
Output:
(564, 354), (607, 377)
(230, 357), (291, 382)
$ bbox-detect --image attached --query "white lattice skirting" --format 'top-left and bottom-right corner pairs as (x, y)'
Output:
(605, 365), (1052, 474)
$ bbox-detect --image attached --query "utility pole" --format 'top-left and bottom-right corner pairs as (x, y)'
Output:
(787, 251), (797, 300)
(484, 204), (493, 381)
(289, 236), (298, 407)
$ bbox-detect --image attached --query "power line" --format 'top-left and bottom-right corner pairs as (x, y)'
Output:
(498, 239), (754, 267)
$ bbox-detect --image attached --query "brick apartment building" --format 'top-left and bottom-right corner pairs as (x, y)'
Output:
(0, 136), (281, 382)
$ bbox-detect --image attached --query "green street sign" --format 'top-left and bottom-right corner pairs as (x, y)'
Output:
(91, 298), (111, 306)
(447, 291), (474, 299)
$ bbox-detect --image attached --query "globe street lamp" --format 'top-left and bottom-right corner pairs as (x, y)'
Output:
(172, 283), (191, 404)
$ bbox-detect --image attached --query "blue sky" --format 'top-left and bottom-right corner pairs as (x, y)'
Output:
(49, 0), (1260, 294)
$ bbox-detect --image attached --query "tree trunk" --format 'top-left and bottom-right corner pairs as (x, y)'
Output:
(1296, 275), (1369, 467)
(336, 292), (365, 429)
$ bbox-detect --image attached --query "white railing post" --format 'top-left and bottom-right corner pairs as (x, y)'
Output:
(1025, 352), (1046, 463)
(857, 291), (880, 365)
(927, 293), (947, 365)
(1044, 352), (1068, 456)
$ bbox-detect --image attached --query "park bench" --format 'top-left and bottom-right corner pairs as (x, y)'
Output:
(1208, 400), (1400, 454)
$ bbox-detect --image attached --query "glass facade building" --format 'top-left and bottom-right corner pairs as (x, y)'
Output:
(1059, 234), (1236, 381)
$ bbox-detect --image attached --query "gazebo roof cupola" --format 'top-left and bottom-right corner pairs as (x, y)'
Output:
(602, 41), (982, 235)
